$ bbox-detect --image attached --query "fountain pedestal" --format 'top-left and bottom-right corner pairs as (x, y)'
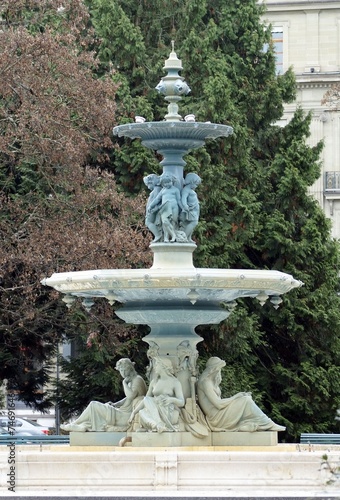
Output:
(150, 242), (196, 269)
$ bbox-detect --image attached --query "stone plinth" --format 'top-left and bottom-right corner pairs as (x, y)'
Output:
(1, 445), (339, 495)
(129, 431), (277, 447)
(150, 242), (196, 269)
(211, 431), (278, 446)
(129, 431), (211, 447)
(70, 431), (126, 446)
(69, 431), (278, 447)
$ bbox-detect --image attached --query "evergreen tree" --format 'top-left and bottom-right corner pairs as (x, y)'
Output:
(56, 314), (148, 419)
(3, 0), (339, 437)
(86, 0), (340, 440)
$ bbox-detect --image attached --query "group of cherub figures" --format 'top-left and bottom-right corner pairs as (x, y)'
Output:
(61, 346), (285, 436)
(144, 172), (201, 243)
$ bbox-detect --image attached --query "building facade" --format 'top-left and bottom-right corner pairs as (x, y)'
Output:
(262, 0), (340, 237)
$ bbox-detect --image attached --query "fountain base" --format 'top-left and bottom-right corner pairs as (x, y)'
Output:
(68, 430), (278, 447)
(70, 431), (126, 447)
(129, 430), (278, 447)
(5, 443), (339, 495)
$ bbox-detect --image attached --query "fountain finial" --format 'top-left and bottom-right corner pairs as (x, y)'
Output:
(155, 42), (191, 122)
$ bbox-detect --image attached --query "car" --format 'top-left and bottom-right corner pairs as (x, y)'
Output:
(0, 417), (49, 436)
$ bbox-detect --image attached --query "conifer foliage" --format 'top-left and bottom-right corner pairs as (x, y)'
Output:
(1, 0), (339, 437)
(86, 0), (340, 439)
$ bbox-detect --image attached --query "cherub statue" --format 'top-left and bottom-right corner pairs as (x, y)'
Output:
(144, 174), (162, 242)
(179, 172), (201, 242)
(147, 173), (183, 243)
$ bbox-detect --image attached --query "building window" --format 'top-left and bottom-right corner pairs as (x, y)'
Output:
(325, 171), (340, 192)
(272, 28), (283, 75)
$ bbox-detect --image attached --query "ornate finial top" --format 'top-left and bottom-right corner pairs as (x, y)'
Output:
(155, 43), (191, 121)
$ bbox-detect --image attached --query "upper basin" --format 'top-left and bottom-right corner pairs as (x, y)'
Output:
(41, 267), (302, 305)
(113, 121), (233, 152)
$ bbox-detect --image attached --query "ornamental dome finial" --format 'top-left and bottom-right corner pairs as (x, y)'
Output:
(155, 42), (191, 121)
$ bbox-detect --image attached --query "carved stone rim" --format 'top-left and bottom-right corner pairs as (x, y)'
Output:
(42, 268), (303, 297)
(113, 121), (233, 141)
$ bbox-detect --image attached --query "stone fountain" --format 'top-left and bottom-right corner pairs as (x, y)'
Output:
(42, 44), (302, 448)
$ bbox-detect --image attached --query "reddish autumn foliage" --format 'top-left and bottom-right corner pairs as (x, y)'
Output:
(0, 0), (152, 409)
(0, 0), (115, 173)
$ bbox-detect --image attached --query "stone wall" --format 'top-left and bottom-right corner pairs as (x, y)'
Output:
(263, 0), (340, 237)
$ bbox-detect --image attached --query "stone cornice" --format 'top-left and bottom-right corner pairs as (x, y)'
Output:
(296, 73), (340, 89)
(263, 0), (340, 11)
(265, 0), (339, 3)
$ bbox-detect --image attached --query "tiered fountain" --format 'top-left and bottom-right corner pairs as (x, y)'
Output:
(43, 43), (302, 448)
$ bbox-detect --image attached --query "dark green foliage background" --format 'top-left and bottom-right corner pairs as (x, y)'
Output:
(83, 0), (340, 440)
(1, 0), (339, 440)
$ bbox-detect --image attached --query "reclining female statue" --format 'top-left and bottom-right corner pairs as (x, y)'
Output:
(197, 357), (286, 432)
(61, 358), (147, 432)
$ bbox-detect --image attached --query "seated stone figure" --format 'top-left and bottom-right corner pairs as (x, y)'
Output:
(129, 357), (185, 433)
(197, 357), (286, 432)
(61, 358), (147, 432)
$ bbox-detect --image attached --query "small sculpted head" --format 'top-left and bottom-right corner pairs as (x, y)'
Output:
(184, 172), (201, 188)
(174, 79), (191, 96)
(205, 357), (226, 372)
(160, 173), (174, 188)
(155, 81), (166, 95)
(154, 357), (175, 377)
(115, 358), (136, 378)
(147, 341), (159, 359)
(144, 174), (160, 190)
(203, 357), (226, 385)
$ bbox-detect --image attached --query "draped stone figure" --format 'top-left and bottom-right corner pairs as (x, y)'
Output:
(197, 357), (286, 432)
(60, 358), (147, 432)
(129, 357), (185, 433)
